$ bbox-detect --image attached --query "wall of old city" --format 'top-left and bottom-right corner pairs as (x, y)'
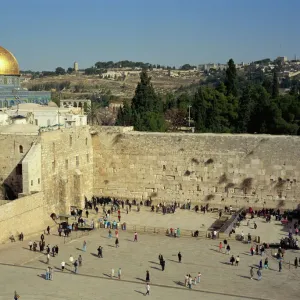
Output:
(0, 192), (46, 243)
(93, 128), (300, 210)
(40, 126), (93, 215)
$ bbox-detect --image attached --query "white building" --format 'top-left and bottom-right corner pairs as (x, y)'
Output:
(4, 102), (87, 129)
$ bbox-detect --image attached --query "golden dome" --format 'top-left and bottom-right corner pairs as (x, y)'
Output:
(0, 46), (20, 76)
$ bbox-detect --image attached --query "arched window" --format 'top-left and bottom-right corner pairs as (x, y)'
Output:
(19, 145), (23, 153)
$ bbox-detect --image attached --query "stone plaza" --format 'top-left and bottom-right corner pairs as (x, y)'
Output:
(0, 208), (299, 300)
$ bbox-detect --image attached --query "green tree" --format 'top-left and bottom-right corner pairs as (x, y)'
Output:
(130, 70), (165, 131)
(55, 67), (66, 75)
(192, 88), (207, 132)
(272, 69), (279, 98)
(67, 67), (74, 74)
(224, 59), (237, 96)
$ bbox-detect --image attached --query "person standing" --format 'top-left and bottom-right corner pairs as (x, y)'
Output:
(279, 260), (282, 272)
(145, 283), (150, 296)
(250, 267), (254, 279)
(161, 259), (165, 271)
(111, 268), (115, 278)
(294, 257), (298, 268)
(115, 238), (119, 248)
(197, 272), (201, 283)
(235, 255), (240, 266)
(108, 229), (112, 238)
(188, 275), (192, 289)
(226, 244), (231, 255)
(118, 268), (122, 279)
(78, 255), (83, 266)
(230, 255), (235, 265)
(97, 246), (103, 258)
(46, 253), (50, 264)
(82, 240), (87, 252)
(178, 251), (182, 263)
(264, 258), (269, 269)
(49, 267), (53, 281)
(29, 240), (33, 250)
(134, 232), (138, 242)
(14, 291), (20, 300)
(46, 266), (50, 280)
(46, 226), (50, 235)
(146, 270), (150, 282)
(74, 260), (78, 274)
(69, 255), (74, 265)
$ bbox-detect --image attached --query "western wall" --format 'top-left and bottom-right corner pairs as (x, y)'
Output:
(0, 125), (300, 243)
(93, 127), (300, 210)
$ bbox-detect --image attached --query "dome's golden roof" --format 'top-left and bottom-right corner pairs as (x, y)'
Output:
(0, 46), (20, 76)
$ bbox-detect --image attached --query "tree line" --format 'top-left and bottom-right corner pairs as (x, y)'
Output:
(116, 59), (300, 135)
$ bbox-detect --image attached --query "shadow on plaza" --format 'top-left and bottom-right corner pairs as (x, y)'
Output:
(135, 277), (146, 282)
(173, 280), (185, 287)
(150, 266), (161, 271)
(134, 290), (145, 295)
(37, 274), (46, 280)
(148, 261), (160, 265)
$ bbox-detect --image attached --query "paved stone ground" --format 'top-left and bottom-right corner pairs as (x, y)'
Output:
(0, 209), (299, 300)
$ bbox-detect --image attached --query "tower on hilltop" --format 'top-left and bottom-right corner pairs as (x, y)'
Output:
(74, 62), (79, 72)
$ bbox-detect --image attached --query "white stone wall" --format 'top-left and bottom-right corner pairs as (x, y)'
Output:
(93, 129), (300, 210)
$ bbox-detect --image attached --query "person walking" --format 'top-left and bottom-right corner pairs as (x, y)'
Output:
(118, 267), (122, 279)
(146, 270), (150, 282)
(295, 257), (298, 268)
(134, 232), (138, 242)
(78, 255), (83, 266)
(145, 283), (150, 296)
(178, 251), (182, 263)
(235, 255), (240, 266)
(219, 242), (223, 252)
(46, 253), (50, 264)
(47, 226), (50, 235)
(250, 267), (254, 279)
(61, 261), (65, 271)
(115, 238), (119, 248)
(82, 240), (87, 252)
(259, 259), (263, 270)
(108, 229), (112, 238)
(257, 268), (262, 280)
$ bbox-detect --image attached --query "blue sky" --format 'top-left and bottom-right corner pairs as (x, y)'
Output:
(1, 0), (299, 71)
